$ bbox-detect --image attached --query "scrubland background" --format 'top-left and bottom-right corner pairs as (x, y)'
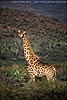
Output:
(0, 1), (67, 100)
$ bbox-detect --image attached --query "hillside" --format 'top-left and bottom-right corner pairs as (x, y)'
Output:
(0, 8), (67, 66)
(0, 8), (67, 100)
(0, 1), (67, 24)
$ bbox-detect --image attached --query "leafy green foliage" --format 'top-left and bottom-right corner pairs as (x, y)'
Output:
(0, 63), (67, 100)
(0, 8), (67, 100)
(3, 64), (29, 84)
(29, 22), (38, 28)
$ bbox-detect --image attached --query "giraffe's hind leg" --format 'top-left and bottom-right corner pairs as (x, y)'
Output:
(46, 72), (56, 81)
(51, 67), (56, 81)
(46, 75), (50, 81)
(45, 65), (56, 81)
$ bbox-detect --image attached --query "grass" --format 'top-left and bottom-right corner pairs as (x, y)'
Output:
(0, 62), (67, 100)
(0, 8), (67, 100)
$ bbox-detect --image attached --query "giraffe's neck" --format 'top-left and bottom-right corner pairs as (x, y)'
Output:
(22, 34), (39, 65)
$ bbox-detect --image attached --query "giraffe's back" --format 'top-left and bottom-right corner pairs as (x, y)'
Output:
(27, 60), (56, 81)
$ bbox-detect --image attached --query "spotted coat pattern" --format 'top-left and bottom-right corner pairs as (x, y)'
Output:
(18, 29), (56, 82)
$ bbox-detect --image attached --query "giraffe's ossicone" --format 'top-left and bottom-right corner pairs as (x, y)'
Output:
(18, 29), (56, 82)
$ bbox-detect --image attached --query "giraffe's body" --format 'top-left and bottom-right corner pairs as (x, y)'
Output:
(18, 29), (56, 82)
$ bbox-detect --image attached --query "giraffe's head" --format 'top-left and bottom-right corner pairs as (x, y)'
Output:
(18, 29), (26, 38)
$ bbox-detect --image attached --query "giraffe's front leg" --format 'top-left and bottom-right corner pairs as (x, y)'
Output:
(29, 74), (35, 82)
(27, 66), (36, 82)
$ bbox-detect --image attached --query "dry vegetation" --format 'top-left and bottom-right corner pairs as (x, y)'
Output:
(0, 8), (67, 100)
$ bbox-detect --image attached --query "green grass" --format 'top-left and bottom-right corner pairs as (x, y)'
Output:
(0, 8), (67, 100)
(0, 62), (67, 100)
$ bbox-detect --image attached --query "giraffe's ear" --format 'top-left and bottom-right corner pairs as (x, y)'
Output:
(23, 31), (26, 34)
(18, 30), (21, 33)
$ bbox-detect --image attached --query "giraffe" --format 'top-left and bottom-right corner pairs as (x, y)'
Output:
(18, 29), (56, 82)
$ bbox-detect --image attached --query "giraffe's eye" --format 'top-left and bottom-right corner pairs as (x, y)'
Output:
(20, 30), (22, 33)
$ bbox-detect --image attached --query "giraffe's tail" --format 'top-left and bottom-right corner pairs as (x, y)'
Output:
(53, 67), (56, 80)
(51, 66), (56, 81)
